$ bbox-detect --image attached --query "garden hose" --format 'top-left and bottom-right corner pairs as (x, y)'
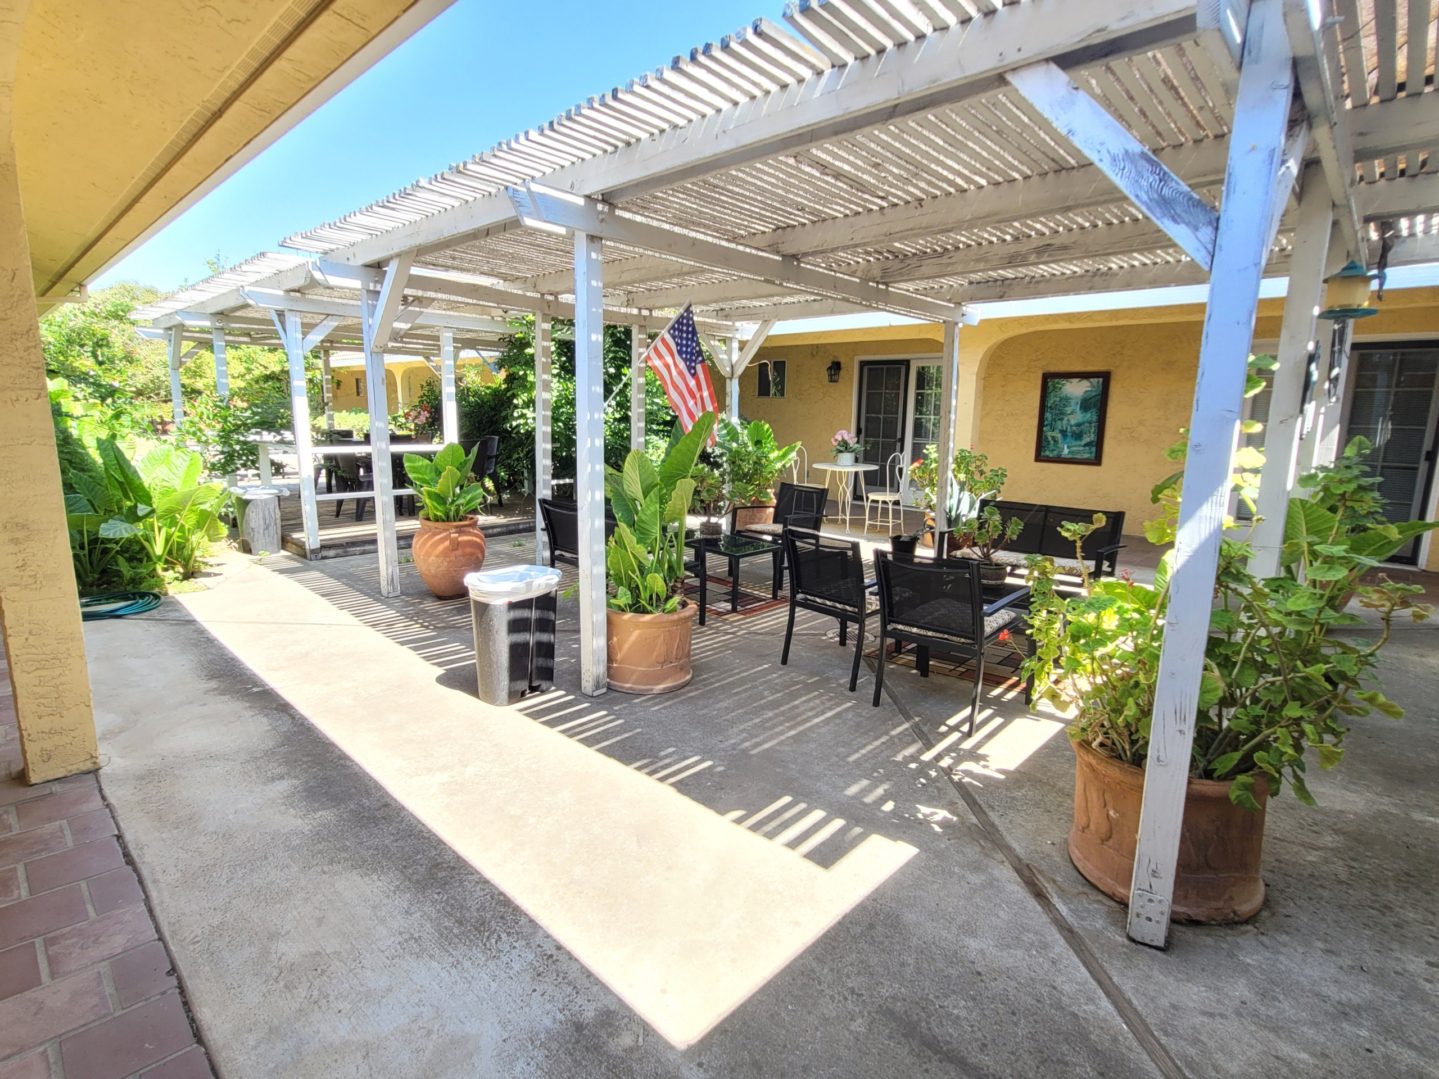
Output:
(79, 591), (163, 621)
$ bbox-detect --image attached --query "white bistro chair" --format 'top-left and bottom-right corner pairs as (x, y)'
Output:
(863, 452), (905, 533)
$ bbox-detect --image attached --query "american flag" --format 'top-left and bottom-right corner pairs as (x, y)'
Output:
(643, 305), (717, 432)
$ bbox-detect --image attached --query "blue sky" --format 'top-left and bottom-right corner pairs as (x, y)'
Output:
(96, 0), (766, 292)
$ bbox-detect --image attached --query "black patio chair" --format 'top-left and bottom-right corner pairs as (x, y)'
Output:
(737, 482), (828, 594)
(872, 551), (1022, 731)
(781, 527), (873, 692)
(333, 454), (371, 522)
(474, 435), (502, 507)
(538, 497), (616, 566)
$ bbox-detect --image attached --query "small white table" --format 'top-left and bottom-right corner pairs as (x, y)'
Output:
(812, 462), (878, 529)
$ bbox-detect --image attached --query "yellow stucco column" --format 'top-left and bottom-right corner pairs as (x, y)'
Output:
(0, 4), (99, 783)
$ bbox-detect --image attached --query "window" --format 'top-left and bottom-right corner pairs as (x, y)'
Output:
(354, 377), (362, 395)
(757, 359), (786, 398)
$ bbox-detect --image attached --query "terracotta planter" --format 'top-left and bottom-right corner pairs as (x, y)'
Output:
(1068, 740), (1267, 923)
(607, 603), (698, 694)
(411, 516), (487, 598)
(732, 503), (775, 530)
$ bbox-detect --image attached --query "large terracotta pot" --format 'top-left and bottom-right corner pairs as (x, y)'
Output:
(607, 603), (698, 694)
(1068, 740), (1268, 924)
(732, 503), (775, 530)
(411, 516), (487, 598)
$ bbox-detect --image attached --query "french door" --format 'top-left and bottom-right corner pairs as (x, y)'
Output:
(1345, 343), (1439, 564)
(855, 361), (908, 500)
(902, 361), (943, 504)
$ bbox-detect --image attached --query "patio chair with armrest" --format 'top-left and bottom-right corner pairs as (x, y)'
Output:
(333, 454), (372, 522)
(474, 435), (502, 507)
(537, 497), (617, 567)
(781, 527), (875, 692)
(736, 481), (827, 594)
(872, 551), (1023, 732)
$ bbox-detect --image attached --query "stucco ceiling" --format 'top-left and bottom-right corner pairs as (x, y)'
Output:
(13, 0), (450, 307)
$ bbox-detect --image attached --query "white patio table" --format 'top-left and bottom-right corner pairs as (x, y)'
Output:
(812, 461), (877, 529)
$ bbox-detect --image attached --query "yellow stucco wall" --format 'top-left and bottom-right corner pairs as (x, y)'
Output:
(741, 290), (1439, 569)
(328, 358), (495, 417)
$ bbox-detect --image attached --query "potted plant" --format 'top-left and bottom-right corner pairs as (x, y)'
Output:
(909, 446), (1023, 580)
(604, 412), (716, 694)
(830, 428), (862, 467)
(690, 462), (728, 539)
(1024, 436), (1436, 923)
(403, 442), (492, 598)
(718, 417), (800, 530)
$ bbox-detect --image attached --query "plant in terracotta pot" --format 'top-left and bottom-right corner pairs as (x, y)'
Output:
(403, 442), (492, 598)
(718, 417), (799, 530)
(1024, 435), (1437, 923)
(604, 411), (716, 694)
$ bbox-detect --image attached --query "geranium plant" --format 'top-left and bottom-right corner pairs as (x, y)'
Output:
(1024, 435), (1437, 808)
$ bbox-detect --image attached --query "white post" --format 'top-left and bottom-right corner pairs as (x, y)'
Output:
(167, 327), (184, 425)
(211, 325), (229, 400)
(282, 310), (320, 555)
(1250, 167), (1335, 576)
(1128, 0), (1294, 948)
(1309, 318), (1349, 470)
(440, 328), (459, 446)
(320, 349), (335, 431)
(728, 337), (741, 420)
(534, 314), (553, 560)
(630, 323), (646, 452)
(574, 233), (608, 696)
(934, 320), (962, 536)
(362, 277), (401, 597)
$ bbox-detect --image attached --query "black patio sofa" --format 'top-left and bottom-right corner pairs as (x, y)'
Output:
(977, 499), (1126, 580)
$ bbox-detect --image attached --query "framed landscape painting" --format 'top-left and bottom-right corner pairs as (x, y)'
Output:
(1035, 372), (1110, 465)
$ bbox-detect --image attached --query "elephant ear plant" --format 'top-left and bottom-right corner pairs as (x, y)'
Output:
(403, 443), (491, 521)
(1024, 435), (1438, 809)
(605, 412), (716, 613)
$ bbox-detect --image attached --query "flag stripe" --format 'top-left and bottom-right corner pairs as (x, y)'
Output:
(642, 306), (715, 432)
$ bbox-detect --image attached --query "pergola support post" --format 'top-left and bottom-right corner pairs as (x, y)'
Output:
(1128, 0), (1295, 949)
(361, 275), (401, 597)
(934, 319), (961, 536)
(282, 310), (320, 554)
(167, 327), (185, 424)
(630, 322), (646, 452)
(1250, 166), (1335, 577)
(574, 235), (608, 694)
(211, 325), (229, 400)
(727, 337), (741, 420)
(320, 349), (335, 431)
(534, 313), (553, 560)
(440, 328), (459, 445)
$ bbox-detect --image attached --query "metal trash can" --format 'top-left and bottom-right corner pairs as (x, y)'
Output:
(465, 565), (562, 705)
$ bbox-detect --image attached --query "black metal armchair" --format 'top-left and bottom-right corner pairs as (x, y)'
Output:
(872, 551), (1022, 731)
(538, 497), (616, 567)
(781, 527), (874, 692)
(739, 482), (828, 594)
(332, 454), (372, 521)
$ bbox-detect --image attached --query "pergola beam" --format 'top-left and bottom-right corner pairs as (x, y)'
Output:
(370, 253), (414, 351)
(507, 184), (963, 322)
(239, 287), (510, 335)
(1004, 60), (1219, 269)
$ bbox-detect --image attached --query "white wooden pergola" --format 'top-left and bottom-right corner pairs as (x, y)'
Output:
(148, 0), (1436, 947)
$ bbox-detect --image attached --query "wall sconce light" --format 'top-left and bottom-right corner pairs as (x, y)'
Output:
(826, 359), (842, 383)
(1318, 260), (1379, 322)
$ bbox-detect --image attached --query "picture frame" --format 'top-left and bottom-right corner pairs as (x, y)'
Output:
(1035, 371), (1110, 466)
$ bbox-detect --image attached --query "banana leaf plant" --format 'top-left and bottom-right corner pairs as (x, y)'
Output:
(604, 412), (716, 614)
(403, 443), (491, 522)
(64, 439), (229, 585)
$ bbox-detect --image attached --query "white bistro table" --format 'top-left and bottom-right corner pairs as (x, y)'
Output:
(812, 461), (877, 529)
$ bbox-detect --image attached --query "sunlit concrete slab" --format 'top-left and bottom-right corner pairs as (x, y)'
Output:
(85, 545), (1164, 1076)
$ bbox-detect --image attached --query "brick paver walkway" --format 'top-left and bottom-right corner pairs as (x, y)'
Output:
(1, 644), (213, 1079)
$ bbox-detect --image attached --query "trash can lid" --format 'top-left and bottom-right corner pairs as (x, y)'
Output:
(465, 564), (562, 603)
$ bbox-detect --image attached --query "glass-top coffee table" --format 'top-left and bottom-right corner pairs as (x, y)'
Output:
(685, 533), (783, 623)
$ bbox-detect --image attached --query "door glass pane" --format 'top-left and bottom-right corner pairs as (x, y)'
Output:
(1349, 346), (1439, 562)
(857, 363), (907, 499)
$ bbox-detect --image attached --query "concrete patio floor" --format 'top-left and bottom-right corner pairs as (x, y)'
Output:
(80, 539), (1438, 1077)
